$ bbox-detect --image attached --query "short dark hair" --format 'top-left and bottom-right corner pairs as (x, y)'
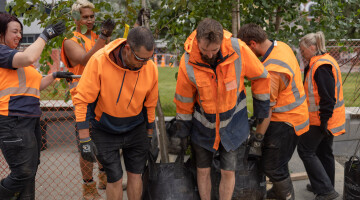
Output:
(0, 12), (23, 43)
(196, 18), (223, 44)
(127, 26), (154, 52)
(237, 23), (267, 45)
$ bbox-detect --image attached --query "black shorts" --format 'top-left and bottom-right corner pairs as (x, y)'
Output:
(192, 142), (240, 171)
(91, 123), (149, 183)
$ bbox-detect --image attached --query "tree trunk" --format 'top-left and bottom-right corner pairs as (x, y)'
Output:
(142, 0), (169, 163)
(232, 1), (238, 36)
(275, 7), (282, 32)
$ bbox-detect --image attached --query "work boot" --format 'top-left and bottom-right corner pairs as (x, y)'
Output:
(0, 180), (20, 200)
(314, 190), (339, 200)
(97, 171), (107, 190)
(266, 177), (295, 200)
(82, 181), (104, 200)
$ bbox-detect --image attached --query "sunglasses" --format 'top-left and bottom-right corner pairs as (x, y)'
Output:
(129, 45), (153, 62)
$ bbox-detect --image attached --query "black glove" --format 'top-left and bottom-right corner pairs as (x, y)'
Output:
(248, 132), (264, 157)
(100, 19), (116, 38)
(137, 8), (150, 26)
(180, 137), (188, 151)
(320, 121), (332, 136)
(147, 133), (159, 160)
(39, 21), (66, 42)
(79, 137), (97, 162)
(52, 71), (74, 82)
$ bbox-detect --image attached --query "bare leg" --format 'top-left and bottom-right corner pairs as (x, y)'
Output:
(197, 167), (211, 200)
(126, 171), (143, 200)
(106, 178), (123, 200)
(219, 169), (235, 200)
(80, 156), (94, 180)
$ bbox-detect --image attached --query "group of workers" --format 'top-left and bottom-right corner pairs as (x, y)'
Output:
(0, 0), (345, 200)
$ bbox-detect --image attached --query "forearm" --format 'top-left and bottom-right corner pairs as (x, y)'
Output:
(255, 108), (272, 135)
(80, 38), (107, 66)
(12, 38), (46, 68)
(79, 129), (90, 140)
(40, 73), (55, 91)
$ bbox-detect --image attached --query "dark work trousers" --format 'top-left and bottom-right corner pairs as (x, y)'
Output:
(0, 115), (41, 196)
(261, 121), (299, 182)
(297, 125), (335, 195)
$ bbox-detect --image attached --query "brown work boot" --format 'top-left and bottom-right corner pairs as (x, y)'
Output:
(98, 171), (107, 190)
(82, 181), (104, 200)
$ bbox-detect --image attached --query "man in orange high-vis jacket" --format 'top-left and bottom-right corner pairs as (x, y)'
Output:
(238, 24), (309, 200)
(60, 1), (116, 199)
(297, 31), (345, 200)
(174, 18), (270, 200)
(73, 26), (158, 200)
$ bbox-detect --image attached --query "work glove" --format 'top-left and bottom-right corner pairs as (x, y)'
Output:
(39, 21), (66, 42)
(248, 132), (264, 157)
(147, 133), (159, 161)
(100, 19), (116, 39)
(52, 71), (74, 82)
(79, 137), (97, 162)
(320, 120), (332, 136)
(137, 8), (150, 26)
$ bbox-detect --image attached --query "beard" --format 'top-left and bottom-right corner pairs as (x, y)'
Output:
(201, 53), (218, 66)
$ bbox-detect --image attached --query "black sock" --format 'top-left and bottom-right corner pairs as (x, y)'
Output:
(83, 178), (93, 183)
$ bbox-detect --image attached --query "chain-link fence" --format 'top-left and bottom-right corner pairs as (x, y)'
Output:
(1, 40), (359, 199)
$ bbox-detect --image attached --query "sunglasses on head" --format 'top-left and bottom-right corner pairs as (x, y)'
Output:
(129, 45), (153, 62)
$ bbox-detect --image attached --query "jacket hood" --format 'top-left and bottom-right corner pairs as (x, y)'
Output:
(184, 30), (237, 68)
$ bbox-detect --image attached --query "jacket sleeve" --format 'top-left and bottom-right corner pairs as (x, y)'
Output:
(73, 55), (101, 129)
(314, 64), (336, 123)
(242, 45), (271, 119)
(144, 63), (159, 130)
(173, 54), (197, 137)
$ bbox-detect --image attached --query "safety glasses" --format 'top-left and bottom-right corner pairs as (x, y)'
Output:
(130, 45), (153, 62)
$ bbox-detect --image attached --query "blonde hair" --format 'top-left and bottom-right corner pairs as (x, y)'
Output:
(300, 31), (327, 55)
(71, 0), (95, 13)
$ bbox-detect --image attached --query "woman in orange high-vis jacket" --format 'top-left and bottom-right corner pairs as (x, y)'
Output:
(0, 13), (68, 199)
(298, 31), (345, 200)
(60, 1), (116, 198)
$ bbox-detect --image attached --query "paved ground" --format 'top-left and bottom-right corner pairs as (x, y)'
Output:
(0, 143), (344, 200)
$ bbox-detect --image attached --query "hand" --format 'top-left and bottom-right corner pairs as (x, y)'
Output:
(39, 21), (66, 42)
(137, 8), (150, 26)
(52, 71), (74, 82)
(248, 132), (264, 157)
(79, 137), (97, 162)
(320, 121), (332, 136)
(100, 19), (116, 38)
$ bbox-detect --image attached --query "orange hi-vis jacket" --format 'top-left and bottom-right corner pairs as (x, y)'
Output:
(60, 31), (98, 98)
(304, 53), (345, 136)
(0, 65), (42, 117)
(263, 41), (309, 135)
(174, 30), (271, 152)
(73, 38), (158, 133)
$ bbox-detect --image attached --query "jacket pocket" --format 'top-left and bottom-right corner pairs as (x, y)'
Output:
(197, 81), (213, 102)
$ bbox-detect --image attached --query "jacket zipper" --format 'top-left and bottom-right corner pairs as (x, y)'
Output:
(116, 71), (126, 105)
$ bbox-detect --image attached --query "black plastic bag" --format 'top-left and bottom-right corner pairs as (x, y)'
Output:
(344, 156), (360, 200)
(142, 150), (200, 200)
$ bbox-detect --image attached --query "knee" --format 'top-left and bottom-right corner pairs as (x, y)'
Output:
(197, 168), (210, 178)
(127, 172), (142, 181)
(220, 170), (235, 179)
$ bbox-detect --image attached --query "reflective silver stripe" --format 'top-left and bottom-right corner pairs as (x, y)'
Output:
(0, 68), (40, 98)
(193, 109), (215, 129)
(176, 113), (193, 121)
(264, 59), (306, 112)
(274, 95), (306, 113)
(248, 69), (268, 80)
(252, 93), (270, 101)
(219, 98), (247, 128)
(230, 38), (242, 97)
(307, 58), (343, 112)
(69, 82), (78, 90)
(175, 93), (194, 103)
(295, 119), (309, 132)
(17, 68), (26, 88)
(330, 123), (345, 133)
(74, 36), (86, 49)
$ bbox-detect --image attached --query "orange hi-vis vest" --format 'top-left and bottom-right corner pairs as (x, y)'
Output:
(263, 41), (309, 135)
(304, 53), (345, 136)
(60, 31), (98, 98)
(0, 65), (42, 117)
(174, 30), (270, 152)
